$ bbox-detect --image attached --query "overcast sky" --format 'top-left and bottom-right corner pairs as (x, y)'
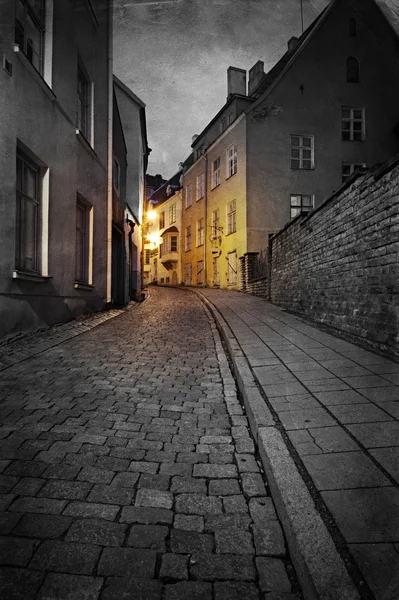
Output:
(113, 0), (332, 179)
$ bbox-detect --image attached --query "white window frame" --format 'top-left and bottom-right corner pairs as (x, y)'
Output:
(290, 194), (314, 219)
(169, 203), (176, 224)
(159, 211), (165, 229)
(341, 107), (365, 141)
(185, 225), (192, 251)
(196, 218), (204, 247)
(196, 172), (205, 200)
(226, 200), (236, 235)
(226, 144), (237, 178)
(342, 163), (366, 183)
(77, 59), (94, 146)
(75, 195), (93, 285)
(185, 182), (193, 208)
(290, 135), (314, 170)
(212, 157), (220, 189)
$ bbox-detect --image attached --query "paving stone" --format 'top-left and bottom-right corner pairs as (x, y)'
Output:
(38, 480), (92, 500)
(77, 466), (115, 484)
(98, 547), (157, 577)
(160, 462), (193, 476)
(11, 477), (46, 497)
(87, 483), (134, 505)
(214, 581), (261, 600)
(160, 553), (189, 581)
(175, 493), (222, 515)
(208, 478), (241, 495)
(63, 501), (119, 521)
(215, 527), (254, 554)
(37, 573), (103, 600)
(101, 577), (162, 600)
(0, 475), (19, 493)
(4, 461), (47, 478)
(241, 473), (267, 498)
(120, 506), (174, 525)
(111, 471), (140, 488)
(204, 513), (252, 531)
(65, 519), (126, 546)
(176, 452), (208, 464)
(127, 524), (169, 550)
(138, 473), (171, 490)
(249, 497), (278, 522)
(128, 461), (159, 474)
(13, 514), (73, 538)
(135, 488), (173, 509)
(253, 522), (286, 556)
(164, 581), (213, 600)
(170, 528), (214, 553)
(9, 496), (67, 515)
(236, 454), (259, 473)
(43, 463), (83, 479)
(189, 552), (257, 581)
(256, 557), (292, 593)
(29, 540), (101, 574)
(209, 451), (234, 464)
(193, 463), (238, 479)
(0, 511), (22, 534)
(0, 535), (36, 566)
(171, 477), (207, 494)
(0, 566), (44, 600)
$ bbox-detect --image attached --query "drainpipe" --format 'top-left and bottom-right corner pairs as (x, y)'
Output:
(106, 0), (114, 304)
(203, 152), (208, 287)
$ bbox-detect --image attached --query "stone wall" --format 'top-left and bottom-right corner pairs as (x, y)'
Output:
(269, 157), (399, 358)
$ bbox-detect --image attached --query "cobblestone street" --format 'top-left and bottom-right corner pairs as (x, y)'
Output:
(0, 287), (301, 600)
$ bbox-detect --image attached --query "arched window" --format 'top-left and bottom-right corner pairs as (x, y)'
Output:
(347, 57), (360, 82)
(349, 18), (356, 36)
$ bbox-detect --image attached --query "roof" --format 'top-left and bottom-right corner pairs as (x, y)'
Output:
(161, 226), (179, 236)
(191, 94), (252, 148)
(375, 0), (399, 37)
(149, 171), (182, 205)
(113, 75), (146, 108)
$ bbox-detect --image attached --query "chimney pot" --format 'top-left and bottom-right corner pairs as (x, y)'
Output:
(288, 36), (299, 52)
(248, 60), (265, 96)
(227, 66), (246, 100)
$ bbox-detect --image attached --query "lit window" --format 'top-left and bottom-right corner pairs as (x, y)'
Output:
(197, 218), (204, 246)
(185, 226), (192, 251)
(75, 198), (92, 284)
(290, 135), (314, 169)
(212, 208), (220, 237)
(342, 163), (366, 183)
(185, 183), (193, 208)
(162, 235), (178, 253)
(15, 0), (45, 74)
(197, 260), (204, 285)
(347, 57), (360, 82)
(145, 249), (151, 264)
(169, 203), (176, 224)
(16, 152), (40, 272)
(170, 235), (178, 252)
(227, 144), (237, 178)
(226, 200), (236, 235)
(197, 172), (205, 200)
(212, 157), (220, 188)
(342, 107), (365, 141)
(159, 211), (165, 229)
(226, 251), (237, 285)
(77, 62), (92, 143)
(290, 194), (314, 219)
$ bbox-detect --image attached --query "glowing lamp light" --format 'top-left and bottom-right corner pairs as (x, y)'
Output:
(147, 210), (157, 222)
(148, 232), (161, 246)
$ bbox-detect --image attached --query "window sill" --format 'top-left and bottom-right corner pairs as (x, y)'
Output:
(76, 130), (97, 158)
(13, 270), (52, 283)
(226, 172), (237, 180)
(225, 231), (236, 236)
(290, 167), (315, 171)
(185, 205), (192, 210)
(211, 183), (220, 190)
(196, 244), (204, 248)
(74, 281), (95, 290)
(14, 46), (56, 102)
(196, 197), (204, 202)
(185, 249), (192, 253)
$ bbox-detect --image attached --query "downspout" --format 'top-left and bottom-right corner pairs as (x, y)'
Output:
(203, 152), (208, 287)
(106, 0), (114, 304)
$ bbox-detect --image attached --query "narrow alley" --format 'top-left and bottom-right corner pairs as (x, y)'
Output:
(0, 287), (301, 600)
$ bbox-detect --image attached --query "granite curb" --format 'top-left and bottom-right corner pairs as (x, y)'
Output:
(191, 288), (361, 600)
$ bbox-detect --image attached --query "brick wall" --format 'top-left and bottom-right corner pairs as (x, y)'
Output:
(270, 157), (399, 358)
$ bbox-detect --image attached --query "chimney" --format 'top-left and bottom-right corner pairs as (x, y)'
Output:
(227, 66), (246, 100)
(248, 60), (265, 96)
(192, 134), (199, 144)
(288, 36), (299, 52)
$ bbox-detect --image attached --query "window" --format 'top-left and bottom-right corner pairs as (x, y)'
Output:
(212, 157), (220, 188)
(290, 194), (314, 219)
(342, 107), (365, 141)
(76, 198), (92, 284)
(342, 163), (366, 183)
(184, 263), (192, 285)
(197, 172), (205, 200)
(226, 251), (237, 286)
(290, 135), (314, 169)
(77, 63), (92, 142)
(170, 235), (178, 252)
(145, 248), (151, 265)
(15, 0), (45, 73)
(113, 157), (120, 192)
(197, 260), (204, 285)
(212, 208), (220, 237)
(213, 257), (220, 286)
(227, 144), (237, 178)
(226, 200), (236, 235)
(16, 152), (40, 272)
(347, 57), (360, 82)
(185, 183), (193, 208)
(349, 18), (356, 37)
(197, 218), (204, 246)
(159, 211), (165, 229)
(185, 225), (192, 251)
(169, 203), (176, 224)
(163, 235), (178, 253)
(195, 145), (204, 160)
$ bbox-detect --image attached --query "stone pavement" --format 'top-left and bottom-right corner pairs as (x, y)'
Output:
(0, 287), (302, 600)
(197, 288), (399, 600)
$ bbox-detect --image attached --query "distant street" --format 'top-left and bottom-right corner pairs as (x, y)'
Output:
(0, 287), (301, 600)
